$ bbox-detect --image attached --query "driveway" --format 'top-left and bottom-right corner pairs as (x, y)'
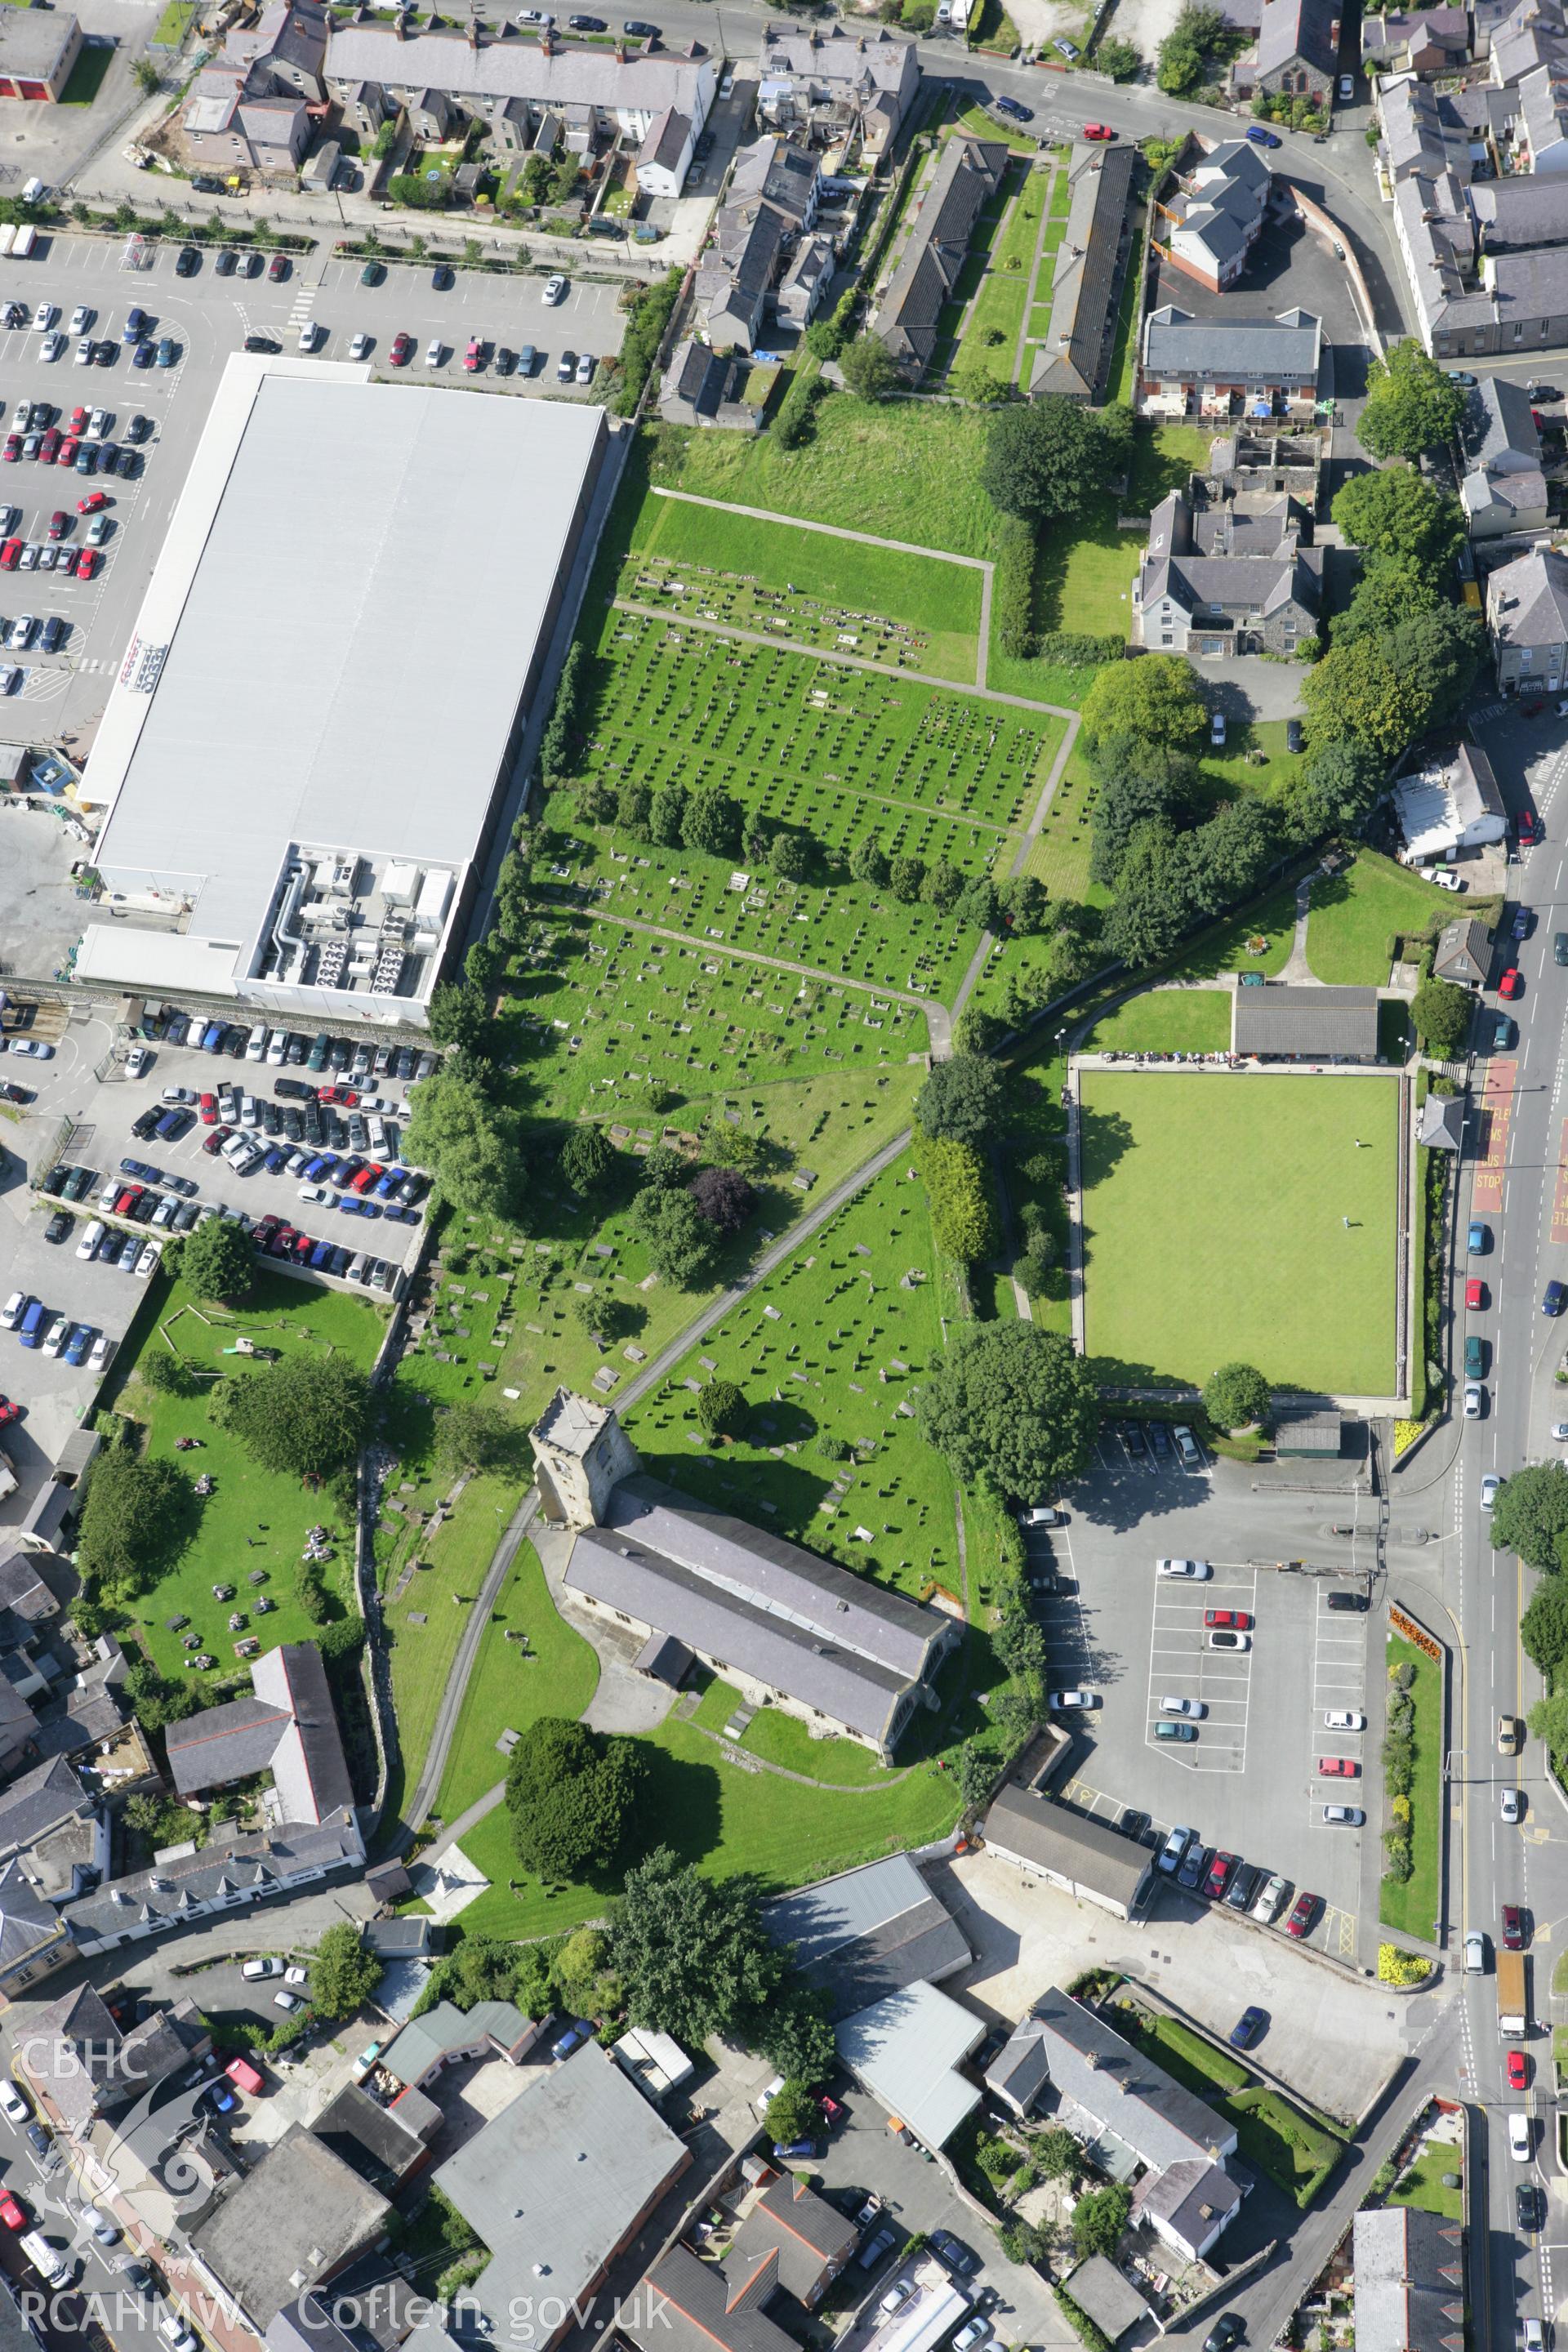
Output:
(932, 1848), (1406, 2127)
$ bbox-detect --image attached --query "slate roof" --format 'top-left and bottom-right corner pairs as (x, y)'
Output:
(434, 2045), (689, 2336)
(1143, 304), (1322, 383)
(730, 2175), (857, 2301)
(625, 2243), (795, 2352)
(1486, 238), (1568, 317)
(164, 1695), (293, 1793)
(0, 1858), (64, 1977)
(326, 20), (710, 116)
(1031, 140), (1135, 398)
(1433, 915), (1494, 983)
(1465, 374), (1542, 469)
(1165, 140), (1270, 274)
(1256, 0), (1339, 75)
(1134, 2155), (1243, 2249)
(1470, 172), (1568, 253)
(728, 132), (819, 223)
(0, 1548), (65, 1628)
(1353, 2207), (1467, 2352)
(68, 1814), (363, 1945)
(755, 22), (917, 101)
(311, 2083), (431, 2189)
(982, 1783), (1153, 1910)
(1488, 546), (1568, 646)
(1379, 74), (1466, 179)
(380, 1998), (535, 2087)
(1140, 548), (1318, 623)
(164, 1644), (352, 1827)
(192, 2124), (392, 2328)
(660, 339), (751, 424)
(1361, 6), (1468, 60)
(0, 1755), (93, 1864)
(764, 1854), (970, 2019)
(1013, 1990), (1238, 2170)
(1233, 984), (1381, 1055)
(1062, 2256), (1150, 2342)
(567, 1473), (951, 1748)
(875, 136), (1006, 373)
(1418, 1093), (1467, 1147)
(986, 2012), (1056, 2113)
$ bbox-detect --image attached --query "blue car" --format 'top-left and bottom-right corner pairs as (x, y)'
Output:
(310, 1239), (332, 1268)
(359, 1201), (381, 1220)
(63, 1324), (91, 1368)
(374, 1168), (401, 1199)
(132, 341), (154, 369)
(1545, 1281), (1567, 1316)
(339, 1196), (366, 1217)
(302, 1154), (333, 1182)
(264, 1146), (289, 1174)
(205, 2082), (237, 2114)
(119, 1156), (157, 1180)
(1246, 122), (1281, 145)
(122, 307), (147, 345)
(1469, 1219), (1490, 1254)
(155, 336), (177, 368)
(202, 1021), (226, 1053)
(773, 2138), (817, 2161)
(550, 2019), (594, 2060)
(332, 1158), (364, 1188)
(1229, 2005), (1267, 2050)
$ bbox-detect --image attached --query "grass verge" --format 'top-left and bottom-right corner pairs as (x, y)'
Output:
(1379, 1632), (1443, 1941)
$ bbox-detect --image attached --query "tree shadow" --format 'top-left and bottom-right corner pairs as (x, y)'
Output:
(1074, 1102), (1135, 1190)
(634, 1738), (724, 1870)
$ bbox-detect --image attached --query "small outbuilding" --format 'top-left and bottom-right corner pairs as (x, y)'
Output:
(1232, 984), (1381, 1060)
(1062, 2256), (1153, 2343)
(1418, 1094), (1466, 1150)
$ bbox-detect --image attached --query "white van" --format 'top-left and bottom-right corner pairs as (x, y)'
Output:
(245, 1024), (268, 1062)
(20, 2231), (69, 2288)
(76, 1220), (105, 1261)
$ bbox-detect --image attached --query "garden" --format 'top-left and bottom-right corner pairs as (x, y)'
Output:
(1379, 1630), (1444, 1940)
(1078, 1071), (1401, 1392)
(1109, 1997), (1348, 2209)
(97, 1267), (385, 1682)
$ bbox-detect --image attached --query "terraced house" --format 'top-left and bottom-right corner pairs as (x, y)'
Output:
(872, 134), (1007, 380)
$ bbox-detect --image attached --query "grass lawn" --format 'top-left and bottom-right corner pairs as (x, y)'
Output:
(1085, 991), (1231, 1054)
(1106, 206), (1146, 408)
(1389, 2139), (1463, 2220)
(1036, 492), (1140, 638)
(432, 1539), (599, 1820)
(956, 159), (1049, 383)
(1127, 423), (1214, 514)
(1079, 1071), (1401, 1390)
(150, 0), (194, 39)
(1165, 880), (1302, 981)
(381, 1472), (514, 1830)
(59, 41), (114, 101)
(1379, 1633), (1444, 1941)
(448, 1680), (962, 1944)
(653, 397), (1000, 561)
(1112, 2001), (1346, 2207)
(626, 491), (984, 684)
(623, 1159), (960, 1604)
(1305, 850), (1463, 987)
(100, 1269), (386, 1682)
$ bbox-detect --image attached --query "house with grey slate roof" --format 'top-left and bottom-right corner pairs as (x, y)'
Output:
(1134, 480), (1321, 654)
(872, 136), (1008, 381)
(980, 1779), (1155, 1915)
(379, 1998), (541, 2090)
(1433, 914), (1496, 986)
(1360, 7), (1468, 71)
(1154, 140), (1271, 292)
(1031, 140), (1137, 398)
(533, 1392), (958, 1761)
(1460, 376), (1548, 538)
(67, 1813), (365, 1958)
(764, 1853), (970, 2018)
(163, 1642), (353, 1828)
(1138, 305), (1322, 419)
(984, 1990), (1242, 2263)
(1354, 2207), (1466, 2352)
(693, 134), (830, 352)
(0, 1858), (71, 2001)
(0, 1753), (94, 1869)
(626, 2177), (854, 2352)
(659, 340), (760, 430)
(1376, 74), (1469, 185)
(1486, 546), (1568, 689)
(755, 23), (917, 155)
(1232, 0), (1340, 101)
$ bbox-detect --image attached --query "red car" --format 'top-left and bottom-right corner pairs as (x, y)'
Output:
(38, 430), (59, 465)
(1205, 1608), (1254, 1630)
(268, 253), (290, 282)
(0, 1398), (18, 1427)
(1285, 1890), (1319, 1939)
(0, 2193), (26, 2232)
(201, 1126), (233, 1156)
(1317, 1756), (1359, 1776)
(1508, 2048), (1530, 2091)
(113, 1186), (141, 1216)
(350, 1163), (381, 1193)
(75, 548), (96, 580)
(1205, 1851), (1237, 1900)
(1519, 812), (1544, 845)
(1500, 968), (1523, 999)
(1503, 1903), (1525, 1949)
(2, 437), (18, 465)
(67, 407), (87, 437)
(198, 1092), (218, 1125)
(46, 511), (66, 541)
(1083, 122), (1115, 138)
(463, 337), (483, 372)
(77, 490), (107, 515)
(0, 540), (20, 573)
(1467, 1277), (1485, 1310)
(390, 333), (414, 368)
(320, 1085), (358, 1106)
(58, 436), (78, 468)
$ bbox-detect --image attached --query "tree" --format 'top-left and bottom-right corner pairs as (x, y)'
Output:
(920, 859), (966, 915)
(1303, 605), (1484, 762)
(78, 1452), (188, 1587)
(639, 1143), (688, 1192)
(132, 56), (163, 93)
(1105, 820), (1200, 967)
(688, 1165), (755, 1235)
(914, 1053), (1009, 1147)
(1203, 1361), (1271, 1432)
(310, 1925), (383, 2020)
(954, 1006), (1007, 1058)
(120, 1658), (197, 1733)
(559, 1125), (616, 1194)
(850, 835), (890, 887)
(608, 1845), (785, 2043)
(840, 334), (901, 401)
(1017, 1230), (1056, 1298)
(1330, 468), (1464, 581)
(225, 1354), (372, 1485)
(1521, 1575), (1568, 1677)
(762, 2080), (820, 2144)
(1072, 2183), (1132, 2261)
(982, 399), (1118, 528)
(1088, 753), (1193, 889)
(1491, 1463), (1568, 1568)
(995, 873), (1049, 935)
(696, 1379), (748, 1438)
(759, 1989), (838, 2085)
(649, 782), (687, 846)
(769, 831), (813, 882)
(1190, 796), (1277, 917)
(1080, 656), (1205, 756)
(617, 778), (653, 838)
(137, 1348), (198, 1398)
(915, 1136), (997, 1263)
(888, 853), (926, 902)
(572, 1290), (632, 1344)
(682, 786), (742, 858)
(1278, 738), (1384, 846)
(1336, 559), (1445, 645)
(404, 1067), (523, 1219)
(1413, 978), (1474, 1058)
(506, 1717), (648, 1885)
(176, 1215), (254, 1305)
(1356, 339), (1466, 461)
(1035, 2126), (1084, 2185)
(919, 1322), (1099, 1504)
(1156, 1), (1223, 90)
(434, 1401), (527, 1478)
(629, 1186), (715, 1285)
(427, 982), (491, 1054)
(550, 1926), (621, 2020)
(442, 1936), (552, 2016)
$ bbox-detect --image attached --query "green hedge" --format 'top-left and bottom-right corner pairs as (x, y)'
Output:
(771, 354), (825, 448)
(996, 513), (1036, 662)
(611, 268), (682, 418)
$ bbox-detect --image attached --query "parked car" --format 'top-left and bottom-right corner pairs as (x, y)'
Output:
(1229, 2007), (1267, 2050)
